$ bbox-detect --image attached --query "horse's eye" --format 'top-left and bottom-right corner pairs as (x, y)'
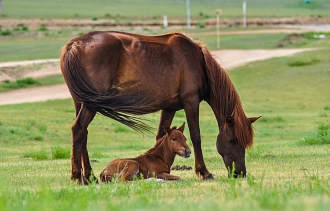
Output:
(171, 138), (176, 142)
(229, 138), (236, 145)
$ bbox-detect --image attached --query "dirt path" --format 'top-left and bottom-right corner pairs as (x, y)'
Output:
(0, 48), (313, 106)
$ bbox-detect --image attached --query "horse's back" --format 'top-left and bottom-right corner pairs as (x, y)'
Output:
(61, 31), (207, 109)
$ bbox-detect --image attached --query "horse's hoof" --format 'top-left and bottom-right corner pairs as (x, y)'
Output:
(203, 174), (215, 180)
(86, 176), (99, 185)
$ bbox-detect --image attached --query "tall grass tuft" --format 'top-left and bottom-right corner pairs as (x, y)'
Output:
(288, 59), (320, 67)
(299, 124), (330, 145)
(0, 77), (39, 91)
(51, 146), (70, 159)
(23, 149), (49, 160)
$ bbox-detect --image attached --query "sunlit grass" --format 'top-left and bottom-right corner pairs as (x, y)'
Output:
(0, 33), (330, 211)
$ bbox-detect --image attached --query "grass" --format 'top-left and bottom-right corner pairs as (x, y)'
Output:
(299, 124), (330, 145)
(2, 0), (330, 19)
(1, 3), (330, 208)
(0, 41), (330, 210)
(0, 26), (329, 63)
(0, 75), (64, 92)
(0, 78), (39, 89)
(0, 38), (67, 62)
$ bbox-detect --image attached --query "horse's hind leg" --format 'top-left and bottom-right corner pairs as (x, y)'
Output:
(71, 101), (95, 184)
(156, 109), (176, 140)
(81, 120), (98, 183)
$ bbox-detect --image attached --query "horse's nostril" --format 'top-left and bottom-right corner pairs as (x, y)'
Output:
(233, 171), (239, 178)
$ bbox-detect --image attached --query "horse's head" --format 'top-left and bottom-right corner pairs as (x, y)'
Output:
(164, 122), (191, 158)
(216, 116), (261, 178)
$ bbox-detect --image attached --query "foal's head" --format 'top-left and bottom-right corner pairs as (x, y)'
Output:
(164, 122), (191, 158)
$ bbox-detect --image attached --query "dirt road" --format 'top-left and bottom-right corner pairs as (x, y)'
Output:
(0, 48), (313, 106)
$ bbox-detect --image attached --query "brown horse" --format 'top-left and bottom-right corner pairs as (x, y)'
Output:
(100, 122), (190, 182)
(60, 31), (260, 184)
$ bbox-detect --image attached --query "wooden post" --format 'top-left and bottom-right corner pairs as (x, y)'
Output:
(0, 0), (4, 13)
(243, 1), (246, 28)
(163, 15), (168, 28)
(215, 9), (222, 49)
(186, 0), (191, 28)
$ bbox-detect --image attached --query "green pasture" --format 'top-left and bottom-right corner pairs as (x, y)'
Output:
(0, 34), (330, 210)
(1, 23), (329, 63)
(0, 1), (329, 210)
(2, 0), (330, 19)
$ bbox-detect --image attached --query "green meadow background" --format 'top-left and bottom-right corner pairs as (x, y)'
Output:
(0, 1), (330, 210)
(2, 0), (330, 19)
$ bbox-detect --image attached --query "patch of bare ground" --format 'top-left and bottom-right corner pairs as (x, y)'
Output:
(0, 17), (329, 29)
(0, 60), (59, 82)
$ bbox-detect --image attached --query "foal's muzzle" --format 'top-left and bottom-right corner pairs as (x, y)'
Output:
(183, 148), (191, 158)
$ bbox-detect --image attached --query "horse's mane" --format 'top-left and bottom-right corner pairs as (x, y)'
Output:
(195, 42), (254, 148)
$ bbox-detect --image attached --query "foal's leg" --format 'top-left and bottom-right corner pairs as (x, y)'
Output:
(183, 98), (214, 180)
(72, 101), (95, 184)
(157, 173), (181, 181)
(156, 109), (176, 139)
(103, 159), (139, 182)
(118, 160), (139, 181)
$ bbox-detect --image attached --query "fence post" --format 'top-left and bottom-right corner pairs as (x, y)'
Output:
(215, 9), (222, 49)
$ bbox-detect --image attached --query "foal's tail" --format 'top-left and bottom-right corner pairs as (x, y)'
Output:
(60, 41), (151, 133)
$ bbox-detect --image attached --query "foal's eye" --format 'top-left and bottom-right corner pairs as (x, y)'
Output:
(171, 138), (176, 142)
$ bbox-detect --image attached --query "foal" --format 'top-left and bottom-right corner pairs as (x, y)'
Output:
(100, 123), (191, 182)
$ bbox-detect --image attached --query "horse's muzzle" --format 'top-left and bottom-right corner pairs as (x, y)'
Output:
(228, 170), (246, 178)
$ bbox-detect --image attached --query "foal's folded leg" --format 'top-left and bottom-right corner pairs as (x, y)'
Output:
(101, 159), (139, 182)
(157, 172), (181, 181)
(117, 160), (140, 181)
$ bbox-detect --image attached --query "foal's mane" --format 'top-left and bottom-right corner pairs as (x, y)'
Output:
(194, 41), (254, 148)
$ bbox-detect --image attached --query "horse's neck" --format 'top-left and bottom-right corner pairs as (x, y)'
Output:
(207, 98), (227, 129)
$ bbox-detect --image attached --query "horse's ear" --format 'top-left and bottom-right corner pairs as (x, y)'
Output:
(249, 116), (261, 123)
(178, 122), (185, 133)
(226, 116), (234, 126)
(163, 121), (171, 134)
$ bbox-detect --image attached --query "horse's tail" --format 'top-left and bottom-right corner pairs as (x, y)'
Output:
(60, 41), (151, 133)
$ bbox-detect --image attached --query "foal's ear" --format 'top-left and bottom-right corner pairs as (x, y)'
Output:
(178, 122), (185, 133)
(249, 116), (262, 123)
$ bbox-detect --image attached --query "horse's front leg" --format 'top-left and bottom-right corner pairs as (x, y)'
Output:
(183, 99), (214, 180)
(72, 102), (95, 184)
(156, 109), (176, 140)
